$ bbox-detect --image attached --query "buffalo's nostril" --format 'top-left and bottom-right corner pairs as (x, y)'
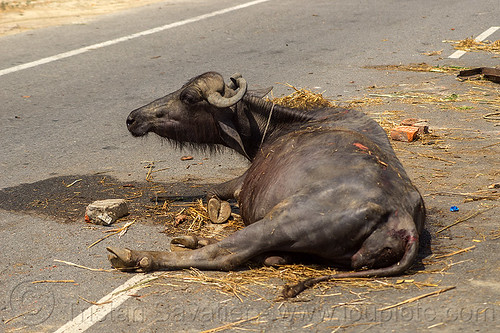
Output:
(126, 116), (134, 128)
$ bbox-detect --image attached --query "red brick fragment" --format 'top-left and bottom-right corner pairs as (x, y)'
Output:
(400, 118), (429, 134)
(390, 126), (419, 142)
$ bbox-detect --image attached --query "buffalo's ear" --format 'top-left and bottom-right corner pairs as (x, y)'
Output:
(214, 115), (250, 160)
(180, 87), (204, 105)
(248, 86), (273, 99)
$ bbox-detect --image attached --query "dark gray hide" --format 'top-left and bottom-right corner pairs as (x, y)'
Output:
(109, 72), (425, 297)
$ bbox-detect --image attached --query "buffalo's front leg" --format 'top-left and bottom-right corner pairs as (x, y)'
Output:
(207, 198), (232, 224)
(207, 173), (246, 224)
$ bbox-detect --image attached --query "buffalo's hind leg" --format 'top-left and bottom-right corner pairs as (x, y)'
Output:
(107, 192), (390, 273)
(107, 196), (311, 272)
(107, 233), (258, 272)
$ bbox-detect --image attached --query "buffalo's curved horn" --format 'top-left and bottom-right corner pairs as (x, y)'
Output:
(207, 74), (247, 108)
(226, 73), (242, 90)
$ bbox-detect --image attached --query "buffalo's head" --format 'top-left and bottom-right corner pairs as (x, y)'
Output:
(126, 72), (249, 156)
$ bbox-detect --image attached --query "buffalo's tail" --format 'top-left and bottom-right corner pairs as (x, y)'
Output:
(282, 233), (419, 298)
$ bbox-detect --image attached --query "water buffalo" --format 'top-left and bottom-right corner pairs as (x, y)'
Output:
(108, 72), (425, 297)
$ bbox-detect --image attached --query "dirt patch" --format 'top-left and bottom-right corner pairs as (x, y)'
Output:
(0, 0), (167, 36)
(0, 173), (207, 223)
(0, 174), (246, 240)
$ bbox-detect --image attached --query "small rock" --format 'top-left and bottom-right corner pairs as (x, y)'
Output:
(390, 126), (420, 142)
(180, 156), (193, 161)
(85, 199), (128, 225)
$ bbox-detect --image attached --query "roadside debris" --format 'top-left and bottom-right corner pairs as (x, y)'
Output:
(365, 63), (469, 73)
(31, 279), (75, 284)
(390, 126), (420, 142)
(85, 198), (129, 225)
(436, 207), (495, 233)
(434, 245), (475, 259)
(422, 49), (443, 56)
(88, 219), (136, 248)
(430, 189), (499, 201)
(390, 118), (430, 142)
(400, 118), (429, 134)
(458, 67), (500, 84)
(446, 37), (500, 54)
(270, 83), (335, 109)
(53, 259), (114, 272)
(377, 286), (456, 311)
(450, 206), (459, 212)
(64, 178), (82, 187)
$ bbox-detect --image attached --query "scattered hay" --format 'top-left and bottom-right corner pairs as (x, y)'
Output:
(200, 314), (261, 333)
(345, 96), (385, 107)
(368, 110), (403, 132)
(88, 219), (136, 248)
(447, 37), (500, 54)
(434, 245), (476, 259)
(152, 198), (244, 239)
(269, 84), (335, 109)
(430, 190), (500, 202)
(365, 63), (469, 73)
(174, 199), (210, 231)
(364, 85), (500, 112)
(377, 286), (456, 311)
(153, 265), (418, 301)
(491, 229), (500, 240)
(53, 259), (114, 272)
(435, 207), (496, 234)
(31, 280), (75, 284)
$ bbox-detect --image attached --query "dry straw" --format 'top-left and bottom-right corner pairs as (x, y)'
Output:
(269, 83), (335, 109)
(448, 37), (500, 54)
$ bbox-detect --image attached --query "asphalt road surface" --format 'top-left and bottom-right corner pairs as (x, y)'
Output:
(1, 0), (499, 332)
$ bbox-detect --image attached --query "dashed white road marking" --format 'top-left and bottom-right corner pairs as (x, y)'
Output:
(0, 0), (272, 77)
(448, 26), (500, 59)
(53, 273), (161, 333)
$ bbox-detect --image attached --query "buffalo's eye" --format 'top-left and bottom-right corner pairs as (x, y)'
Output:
(180, 88), (203, 105)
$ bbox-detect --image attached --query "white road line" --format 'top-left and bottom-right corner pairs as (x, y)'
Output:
(54, 272), (162, 333)
(448, 26), (500, 59)
(0, 0), (272, 77)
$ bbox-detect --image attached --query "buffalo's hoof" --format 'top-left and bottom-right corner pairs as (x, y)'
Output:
(106, 247), (154, 272)
(264, 255), (289, 266)
(170, 235), (199, 251)
(170, 235), (217, 251)
(208, 198), (231, 224)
